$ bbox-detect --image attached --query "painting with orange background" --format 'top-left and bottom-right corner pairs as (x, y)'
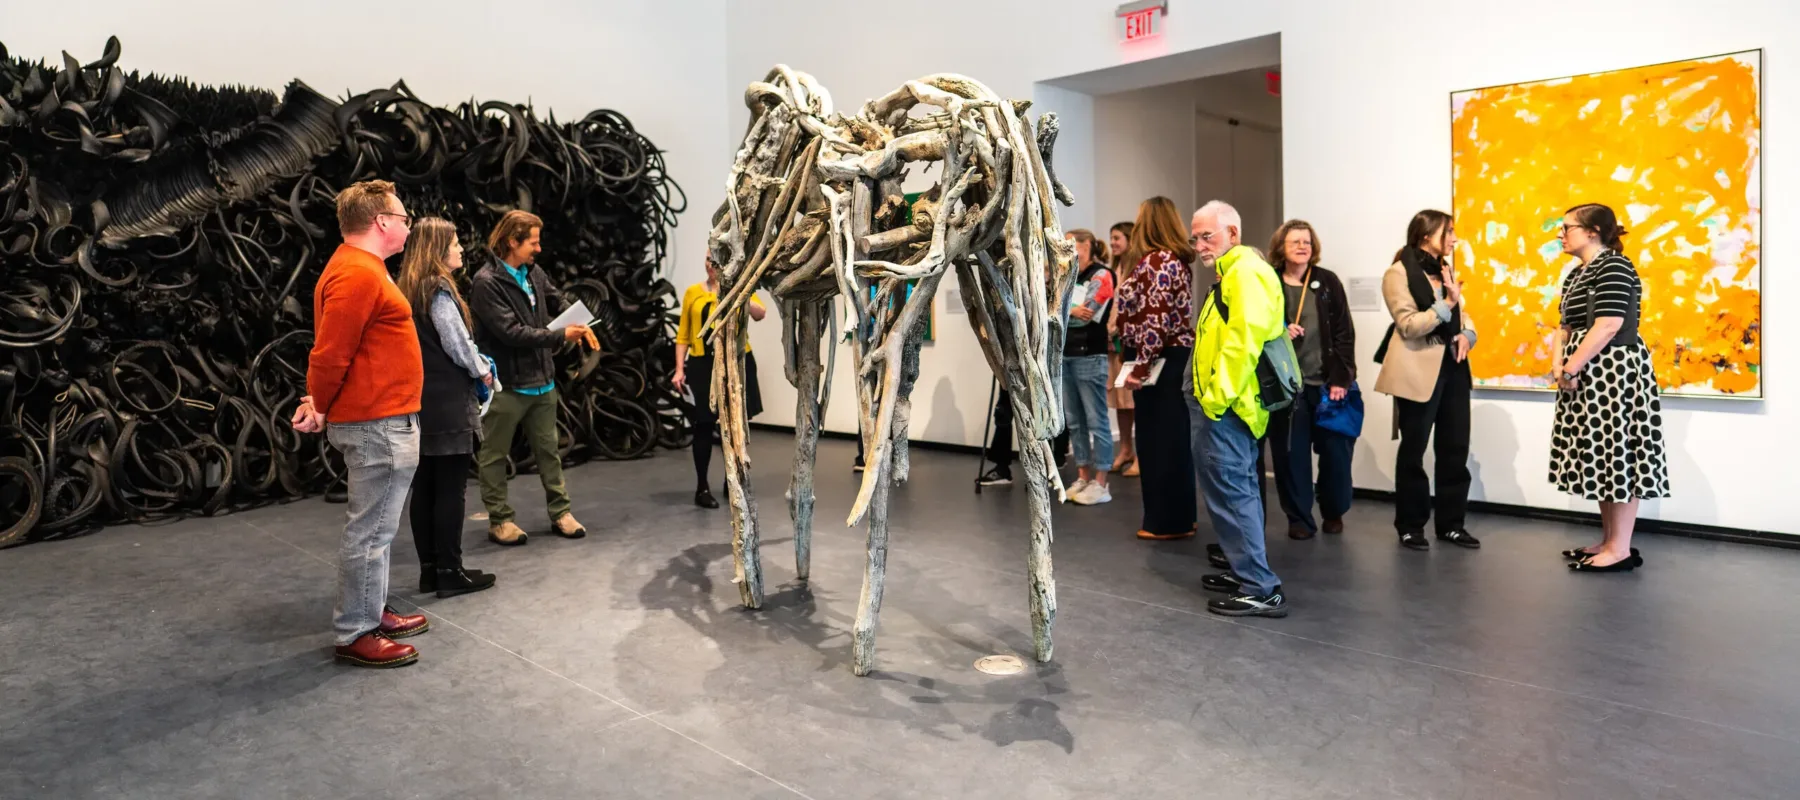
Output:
(1451, 50), (1762, 397)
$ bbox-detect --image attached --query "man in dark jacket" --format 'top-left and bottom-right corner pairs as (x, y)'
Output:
(470, 210), (597, 546)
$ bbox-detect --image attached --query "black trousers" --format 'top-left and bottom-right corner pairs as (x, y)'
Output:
(1394, 349), (1471, 535)
(983, 388), (1068, 474)
(1268, 385), (1356, 533)
(410, 453), (471, 571)
(686, 352), (761, 489)
(1131, 347), (1196, 535)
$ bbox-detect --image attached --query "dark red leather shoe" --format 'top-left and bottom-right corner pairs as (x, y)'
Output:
(379, 605), (430, 639)
(334, 632), (418, 668)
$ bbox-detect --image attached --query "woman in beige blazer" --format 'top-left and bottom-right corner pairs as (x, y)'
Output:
(1373, 210), (1480, 551)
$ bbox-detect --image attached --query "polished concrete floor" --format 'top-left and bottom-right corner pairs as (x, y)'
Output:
(4, 437), (1798, 799)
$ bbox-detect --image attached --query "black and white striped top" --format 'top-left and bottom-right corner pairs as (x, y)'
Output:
(1558, 250), (1640, 331)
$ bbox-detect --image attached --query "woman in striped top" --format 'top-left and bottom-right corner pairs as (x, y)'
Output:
(1550, 203), (1670, 572)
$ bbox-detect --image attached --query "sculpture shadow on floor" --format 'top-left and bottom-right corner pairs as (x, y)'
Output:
(621, 541), (1082, 753)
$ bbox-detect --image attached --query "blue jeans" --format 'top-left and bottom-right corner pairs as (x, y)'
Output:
(1267, 385), (1356, 533)
(1188, 398), (1282, 596)
(327, 415), (421, 645)
(1061, 354), (1113, 471)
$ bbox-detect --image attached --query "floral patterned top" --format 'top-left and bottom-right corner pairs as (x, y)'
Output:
(1117, 249), (1195, 376)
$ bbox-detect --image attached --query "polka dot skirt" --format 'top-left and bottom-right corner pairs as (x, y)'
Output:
(1549, 339), (1671, 502)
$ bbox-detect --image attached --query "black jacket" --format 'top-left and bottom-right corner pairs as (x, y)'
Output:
(1294, 266), (1357, 389)
(470, 258), (567, 392)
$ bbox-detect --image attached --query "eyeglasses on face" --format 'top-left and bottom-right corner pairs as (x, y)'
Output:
(378, 212), (414, 227)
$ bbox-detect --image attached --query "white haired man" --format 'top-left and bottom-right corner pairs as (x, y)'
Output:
(1187, 201), (1287, 617)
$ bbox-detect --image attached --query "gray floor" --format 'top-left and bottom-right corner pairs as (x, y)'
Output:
(3, 437), (1798, 799)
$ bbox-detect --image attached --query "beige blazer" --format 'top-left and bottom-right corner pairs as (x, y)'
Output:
(1372, 260), (1477, 402)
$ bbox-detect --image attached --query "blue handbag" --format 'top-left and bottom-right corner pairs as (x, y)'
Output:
(1314, 382), (1364, 438)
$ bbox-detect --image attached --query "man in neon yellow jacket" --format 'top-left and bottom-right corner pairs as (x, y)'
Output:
(1188, 201), (1287, 618)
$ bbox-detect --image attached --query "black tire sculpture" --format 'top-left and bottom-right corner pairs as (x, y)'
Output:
(0, 37), (686, 548)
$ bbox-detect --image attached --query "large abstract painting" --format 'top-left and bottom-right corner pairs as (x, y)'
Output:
(1451, 50), (1762, 397)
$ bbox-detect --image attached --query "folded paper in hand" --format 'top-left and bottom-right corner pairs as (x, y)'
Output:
(546, 300), (597, 330)
(1113, 358), (1165, 388)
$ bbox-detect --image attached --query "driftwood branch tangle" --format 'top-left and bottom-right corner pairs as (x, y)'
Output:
(705, 66), (1073, 676)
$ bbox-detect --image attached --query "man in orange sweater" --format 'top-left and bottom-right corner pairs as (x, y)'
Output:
(293, 180), (432, 668)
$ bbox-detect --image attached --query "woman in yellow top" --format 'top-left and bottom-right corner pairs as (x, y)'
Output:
(673, 256), (766, 508)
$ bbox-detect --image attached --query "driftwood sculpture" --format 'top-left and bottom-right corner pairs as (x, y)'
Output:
(704, 66), (1075, 676)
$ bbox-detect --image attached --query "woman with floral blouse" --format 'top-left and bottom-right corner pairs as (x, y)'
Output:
(1116, 196), (1200, 540)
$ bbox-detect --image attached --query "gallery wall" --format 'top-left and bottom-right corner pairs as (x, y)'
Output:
(5, 0), (733, 293)
(728, 0), (1798, 535)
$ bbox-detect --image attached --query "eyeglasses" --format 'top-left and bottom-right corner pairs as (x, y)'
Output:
(1559, 223), (1590, 235)
(378, 212), (414, 227)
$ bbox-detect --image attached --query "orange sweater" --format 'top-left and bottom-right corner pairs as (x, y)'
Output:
(307, 244), (423, 423)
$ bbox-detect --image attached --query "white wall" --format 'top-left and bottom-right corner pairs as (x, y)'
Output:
(5, 0), (731, 292)
(729, 0), (1800, 535)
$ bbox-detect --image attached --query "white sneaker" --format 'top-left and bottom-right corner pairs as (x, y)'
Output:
(1084, 483), (1113, 505)
(1065, 478), (1090, 501)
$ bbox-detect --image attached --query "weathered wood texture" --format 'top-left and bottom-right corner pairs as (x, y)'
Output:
(704, 66), (1074, 674)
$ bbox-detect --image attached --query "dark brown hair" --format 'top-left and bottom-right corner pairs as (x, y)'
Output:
(1121, 197), (1196, 273)
(397, 218), (472, 329)
(1565, 203), (1628, 251)
(1269, 219), (1321, 268)
(335, 180), (397, 236)
(487, 209), (543, 260)
(1394, 209), (1453, 263)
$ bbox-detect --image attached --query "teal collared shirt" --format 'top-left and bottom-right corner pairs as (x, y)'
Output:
(498, 258), (554, 396)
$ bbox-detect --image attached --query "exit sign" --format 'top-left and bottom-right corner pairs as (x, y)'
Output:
(1116, 0), (1167, 43)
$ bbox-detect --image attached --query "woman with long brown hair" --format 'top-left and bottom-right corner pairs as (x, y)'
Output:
(1116, 197), (1198, 540)
(1104, 221), (1139, 476)
(397, 217), (497, 598)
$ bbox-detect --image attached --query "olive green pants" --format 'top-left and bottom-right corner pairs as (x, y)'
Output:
(476, 389), (570, 524)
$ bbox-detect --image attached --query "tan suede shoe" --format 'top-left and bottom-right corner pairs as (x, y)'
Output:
(553, 513), (587, 539)
(488, 521), (528, 546)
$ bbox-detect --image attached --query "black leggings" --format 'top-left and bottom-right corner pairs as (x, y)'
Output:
(410, 453), (471, 571)
(686, 352), (762, 490)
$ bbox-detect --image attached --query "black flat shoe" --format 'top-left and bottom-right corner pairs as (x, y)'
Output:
(1437, 530), (1481, 549)
(695, 488), (720, 509)
(435, 567), (497, 598)
(1569, 554), (1643, 573)
(1564, 546), (1639, 560)
(1399, 532), (1430, 550)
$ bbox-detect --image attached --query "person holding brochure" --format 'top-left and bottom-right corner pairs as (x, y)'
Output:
(1061, 229), (1116, 505)
(470, 210), (598, 546)
(1115, 197), (1198, 540)
(673, 255), (766, 508)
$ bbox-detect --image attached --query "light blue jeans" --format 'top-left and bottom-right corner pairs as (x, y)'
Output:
(1061, 354), (1113, 471)
(327, 415), (421, 645)
(1188, 397), (1282, 596)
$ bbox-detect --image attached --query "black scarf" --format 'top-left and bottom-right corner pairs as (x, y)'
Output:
(1400, 245), (1460, 342)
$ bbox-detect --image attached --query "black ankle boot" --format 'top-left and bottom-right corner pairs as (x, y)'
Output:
(695, 487), (719, 509)
(436, 567), (497, 598)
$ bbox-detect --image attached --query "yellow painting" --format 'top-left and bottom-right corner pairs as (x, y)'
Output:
(1451, 50), (1762, 397)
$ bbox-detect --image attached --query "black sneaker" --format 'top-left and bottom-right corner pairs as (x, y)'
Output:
(1200, 572), (1244, 594)
(852, 455), (866, 473)
(978, 467), (1014, 486)
(1399, 532), (1430, 550)
(1206, 543), (1230, 569)
(1208, 586), (1287, 618)
(1438, 529), (1481, 549)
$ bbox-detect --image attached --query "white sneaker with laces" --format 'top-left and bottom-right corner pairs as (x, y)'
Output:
(1065, 478), (1090, 501)
(1085, 483), (1113, 505)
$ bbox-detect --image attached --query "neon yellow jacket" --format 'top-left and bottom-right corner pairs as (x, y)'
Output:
(1193, 245), (1284, 437)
